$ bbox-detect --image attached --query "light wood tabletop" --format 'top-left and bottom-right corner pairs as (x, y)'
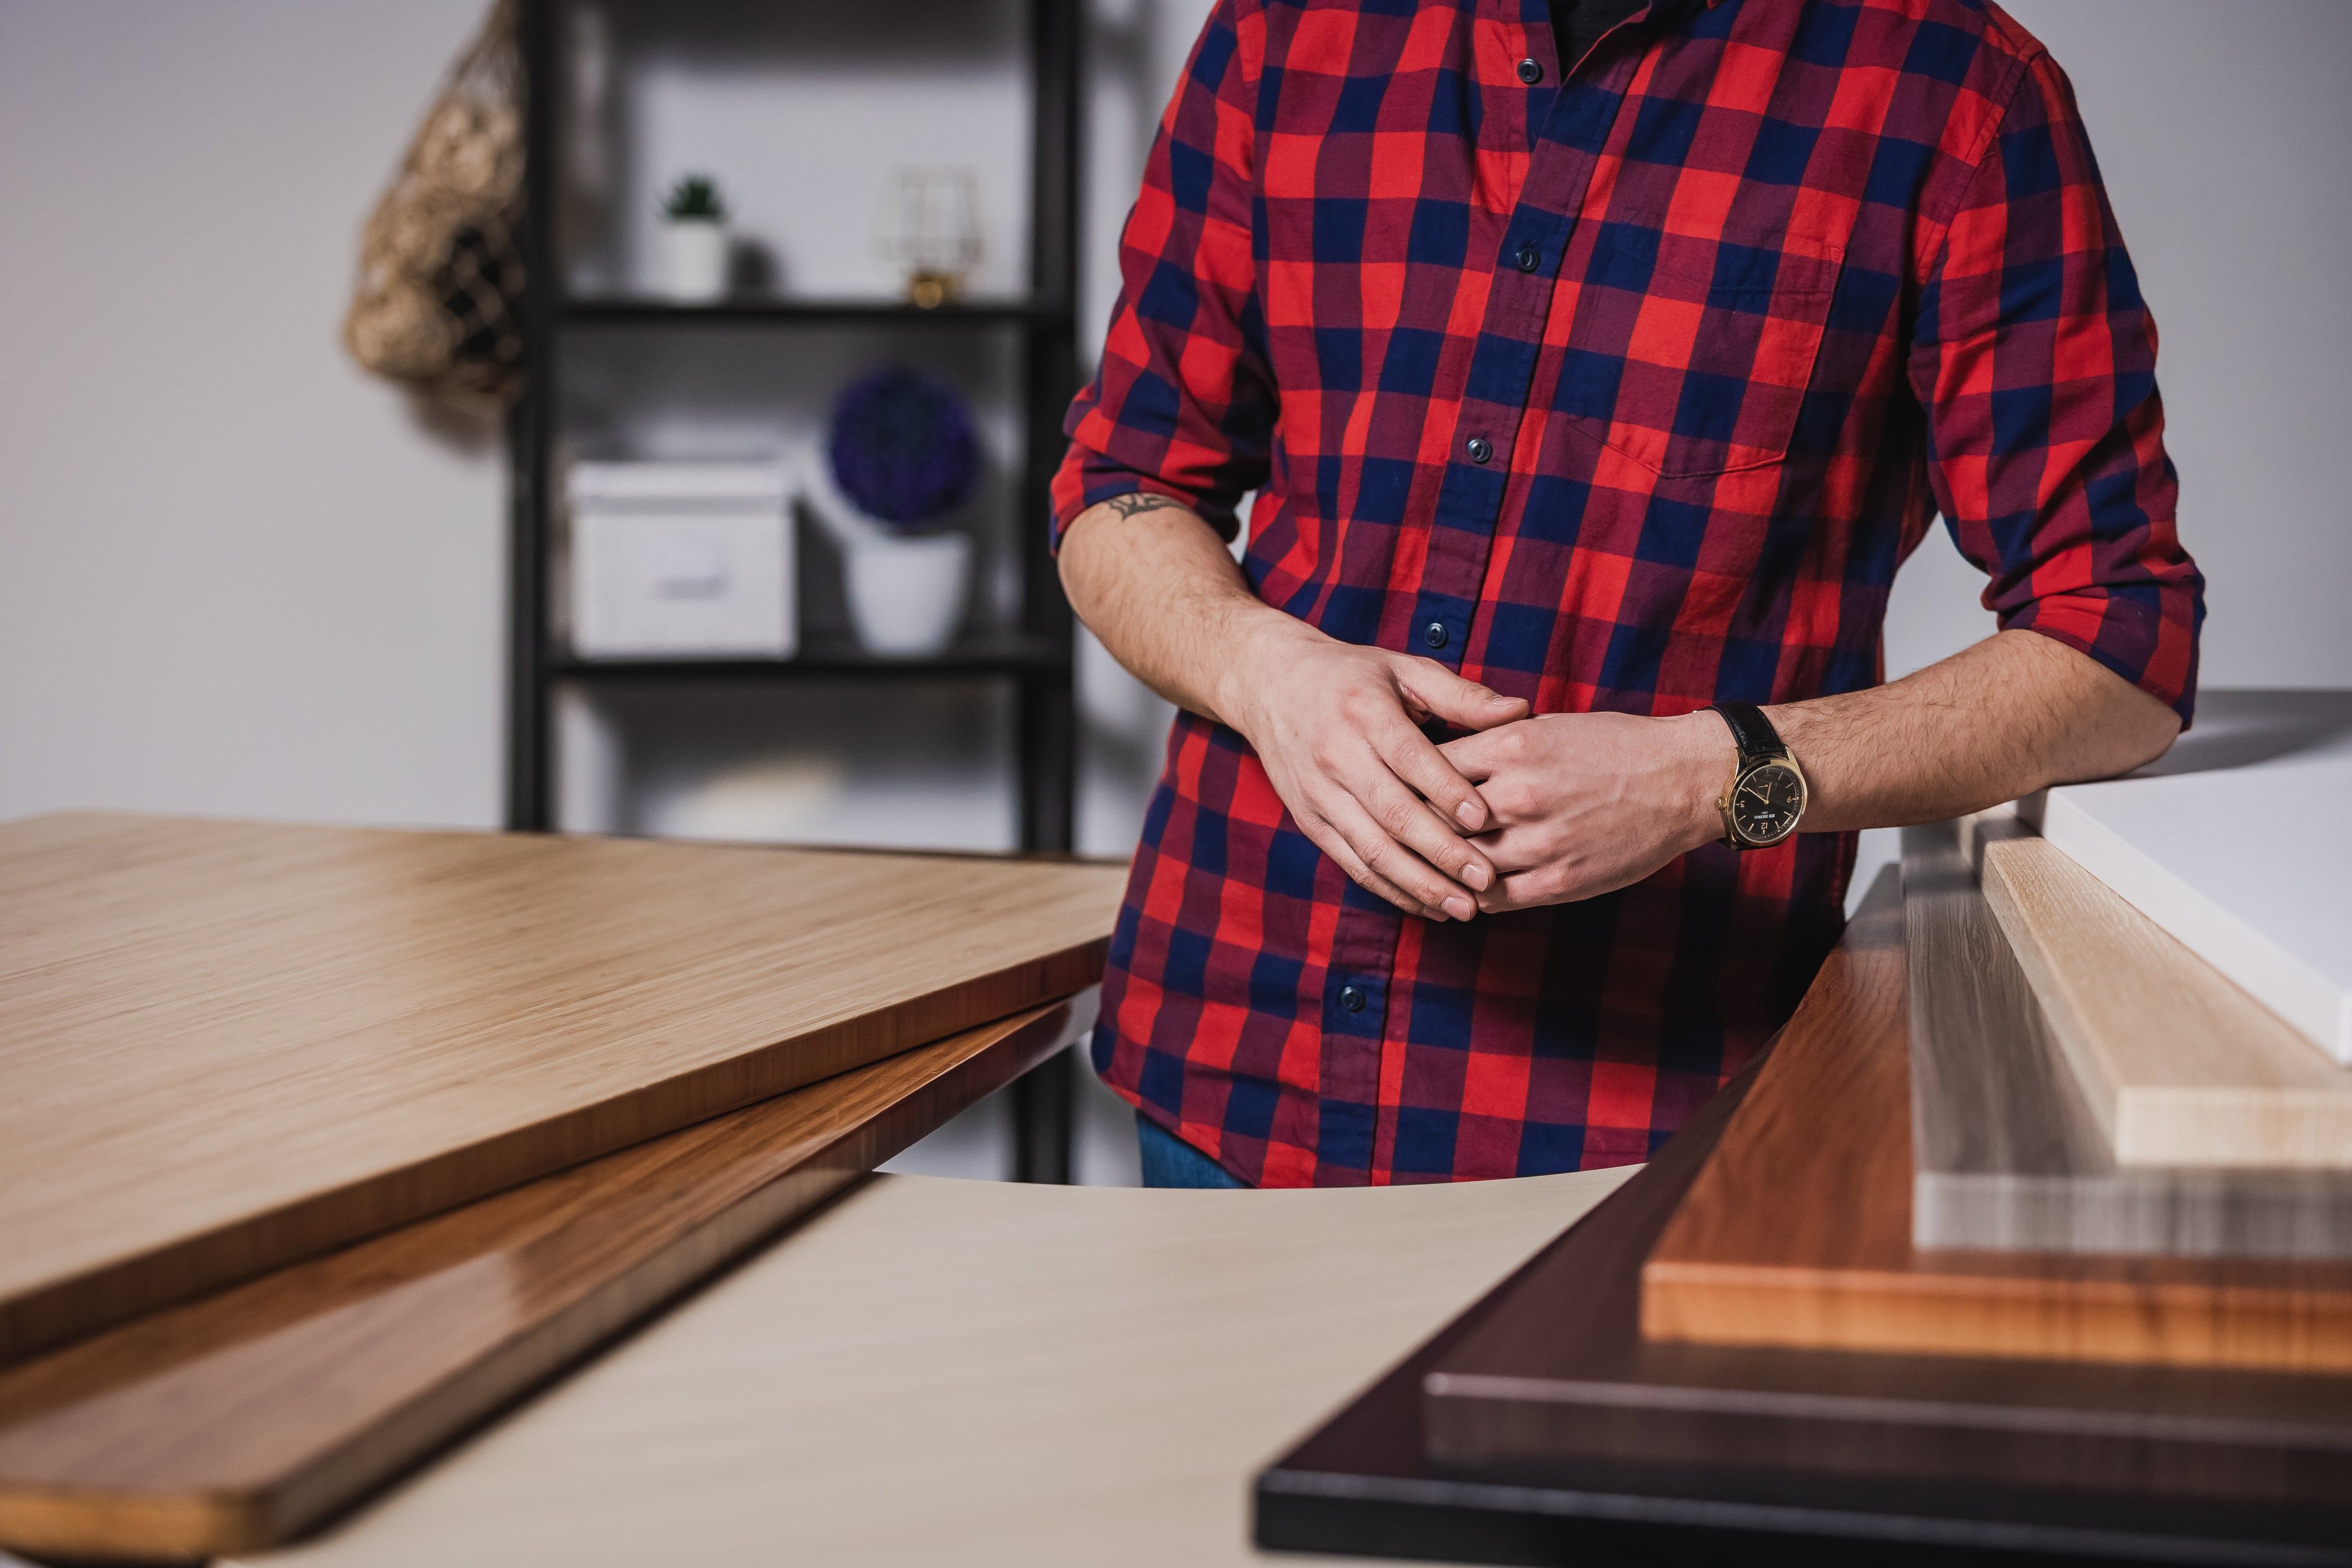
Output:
(0, 813), (1125, 1360)
(231, 1166), (1632, 1568)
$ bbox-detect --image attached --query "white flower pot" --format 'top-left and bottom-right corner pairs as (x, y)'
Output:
(656, 220), (729, 302)
(844, 532), (972, 657)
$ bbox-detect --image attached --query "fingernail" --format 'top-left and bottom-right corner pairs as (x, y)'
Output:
(1455, 800), (1482, 829)
(1462, 862), (1491, 890)
(1443, 895), (1475, 921)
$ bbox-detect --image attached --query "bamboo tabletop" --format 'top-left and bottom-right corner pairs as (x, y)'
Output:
(0, 995), (1094, 1562)
(0, 813), (1126, 1361)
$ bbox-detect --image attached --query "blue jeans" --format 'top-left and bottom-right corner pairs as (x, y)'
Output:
(1136, 1113), (1248, 1188)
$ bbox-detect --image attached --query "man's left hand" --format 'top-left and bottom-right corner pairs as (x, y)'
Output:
(1439, 710), (1733, 913)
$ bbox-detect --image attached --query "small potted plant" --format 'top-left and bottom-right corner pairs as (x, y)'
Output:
(656, 174), (729, 302)
(805, 366), (981, 657)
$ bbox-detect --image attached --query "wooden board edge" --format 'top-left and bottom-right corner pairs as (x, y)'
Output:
(0, 942), (1107, 1368)
(2112, 1088), (2352, 1173)
(1639, 1258), (2352, 1374)
(0, 995), (1091, 1560)
(1975, 838), (2128, 1152)
(1982, 837), (2352, 1170)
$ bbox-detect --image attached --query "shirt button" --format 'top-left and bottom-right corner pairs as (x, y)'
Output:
(1466, 435), (1493, 464)
(1515, 241), (1541, 273)
(1424, 622), (1449, 650)
(1337, 984), (1367, 1014)
(1517, 57), (1543, 85)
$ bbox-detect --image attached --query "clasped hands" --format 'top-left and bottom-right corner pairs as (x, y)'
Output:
(1216, 619), (1735, 922)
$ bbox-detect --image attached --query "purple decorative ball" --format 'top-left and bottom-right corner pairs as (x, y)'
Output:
(827, 366), (981, 532)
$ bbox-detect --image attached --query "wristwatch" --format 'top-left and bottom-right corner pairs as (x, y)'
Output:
(1709, 702), (1808, 850)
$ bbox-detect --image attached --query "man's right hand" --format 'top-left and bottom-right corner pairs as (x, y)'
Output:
(1214, 615), (1528, 922)
(1060, 493), (1526, 923)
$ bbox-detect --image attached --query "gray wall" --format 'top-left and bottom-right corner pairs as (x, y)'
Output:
(0, 1), (507, 829)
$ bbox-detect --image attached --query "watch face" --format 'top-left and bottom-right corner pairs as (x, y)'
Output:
(1732, 761), (1805, 845)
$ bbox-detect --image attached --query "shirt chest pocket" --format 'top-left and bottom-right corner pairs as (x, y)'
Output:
(1554, 220), (1844, 481)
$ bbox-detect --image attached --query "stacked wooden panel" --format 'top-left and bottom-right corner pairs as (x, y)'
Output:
(1383, 696), (2352, 1556)
(1402, 872), (2352, 1557)
(1630, 836), (2352, 1372)
(0, 813), (1124, 1558)
(1912, 817), (2352, 1258)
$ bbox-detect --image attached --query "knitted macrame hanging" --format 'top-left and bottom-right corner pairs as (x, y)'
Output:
(343, 0), (527, 412)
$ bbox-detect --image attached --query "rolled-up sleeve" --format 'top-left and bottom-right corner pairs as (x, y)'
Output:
(1907, 50), (2204, 724)
(1050, 0), (1275, 549)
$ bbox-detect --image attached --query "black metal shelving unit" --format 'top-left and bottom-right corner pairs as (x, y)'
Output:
(507, 0), (1086, 1181)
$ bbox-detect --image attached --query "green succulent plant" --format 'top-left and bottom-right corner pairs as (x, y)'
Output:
(661, 175), (726, 223)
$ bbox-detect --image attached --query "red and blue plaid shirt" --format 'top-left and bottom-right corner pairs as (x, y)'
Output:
(1052, 0), (2203, 1186)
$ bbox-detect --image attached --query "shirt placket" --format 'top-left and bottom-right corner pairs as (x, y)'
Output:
(1407, 12), (1651, 673)
(1318, 6), (1654, 1184)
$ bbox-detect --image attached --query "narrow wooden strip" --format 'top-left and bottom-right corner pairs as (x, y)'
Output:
(1640, 1257), (2352, 1371)
(1637, 863), (2352, 1372)
(0, 814), (1126, 1362)
(0, 992), (1094, 1562)
(1978, 828), (2352, 1170)
(1905, 820), (2352, 1257)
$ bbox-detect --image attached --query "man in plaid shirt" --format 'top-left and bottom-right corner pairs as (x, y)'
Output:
(1052, 0), (2203, 1187)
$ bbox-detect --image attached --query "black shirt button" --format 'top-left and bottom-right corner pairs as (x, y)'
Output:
(1515, 241), (1541, 272)
(1424, 621), (1449, 650)
(1466, 435), (1493, 464)
(1517, 57), (1543, 85)
(1337, 983), (1367, 1013)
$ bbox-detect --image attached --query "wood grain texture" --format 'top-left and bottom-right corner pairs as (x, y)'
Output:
(0, 992), (1094, 1562)
(212, 1169), (1636, 1568)
(1980, 826), (2352, 1169)
(1640, 870), (2352, 1371)
(1907, 820), (2352, 1257)
(0, 813), (1126, 1362)
(1412, 875), (2352, 1544)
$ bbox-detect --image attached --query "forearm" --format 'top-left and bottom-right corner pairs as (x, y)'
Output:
(1058, 494), (1314, 726)
(1766, 629), (2182, 833)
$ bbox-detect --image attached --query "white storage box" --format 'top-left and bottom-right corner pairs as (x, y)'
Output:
(567, 461), (795, 659)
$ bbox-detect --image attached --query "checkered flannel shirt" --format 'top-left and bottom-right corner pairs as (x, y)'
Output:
(1051, 0), (2204, 1186)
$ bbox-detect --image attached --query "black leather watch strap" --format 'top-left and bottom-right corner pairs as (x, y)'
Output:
(1710, 701), (1787, 761)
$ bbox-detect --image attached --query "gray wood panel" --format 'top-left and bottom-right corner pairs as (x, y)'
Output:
(1903, 819), (2352, 1258)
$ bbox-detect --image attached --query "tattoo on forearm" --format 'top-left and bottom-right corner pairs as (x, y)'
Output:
(1103, 492), (1192, 520)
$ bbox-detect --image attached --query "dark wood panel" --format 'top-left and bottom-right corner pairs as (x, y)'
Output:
(0, 992), (1092, 1562)
(1907, 819), (2352, 1257)
(1249, 877), (2352, 1566)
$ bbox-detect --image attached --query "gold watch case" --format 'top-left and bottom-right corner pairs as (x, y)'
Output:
(1718, 755), (1809, 848)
